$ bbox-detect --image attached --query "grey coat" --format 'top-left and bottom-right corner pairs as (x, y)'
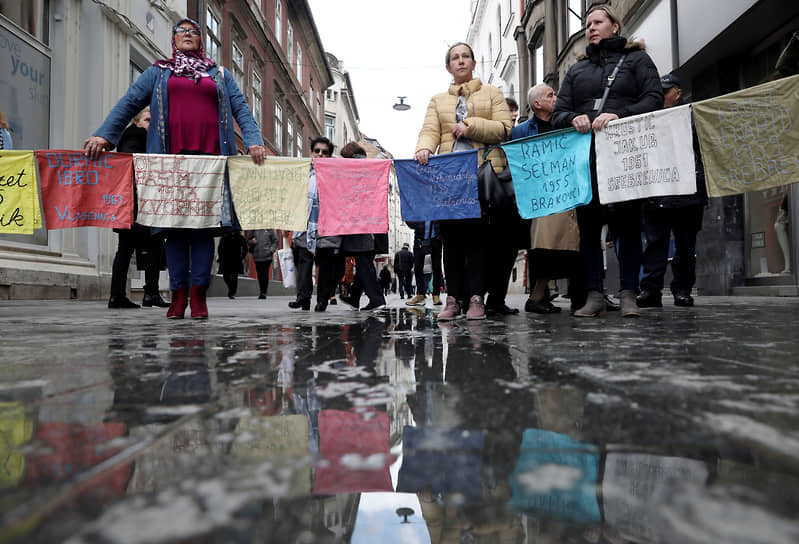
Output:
(248, 229), (278, 262)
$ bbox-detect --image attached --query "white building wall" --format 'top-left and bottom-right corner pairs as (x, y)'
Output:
(467, 0), (520, 104)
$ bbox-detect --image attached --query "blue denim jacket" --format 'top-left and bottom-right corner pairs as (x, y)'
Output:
(94, 65), (263, 155)
(510, 116), (539, 140)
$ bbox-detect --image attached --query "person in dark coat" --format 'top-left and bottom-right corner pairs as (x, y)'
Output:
(393, 242), (414, 299)
(552, 4), (663, 318)
(107, 107), (170, 309)
(637, 74), (707, 308)
(379, 265), (392, 296)
(217, 231), (248, 298)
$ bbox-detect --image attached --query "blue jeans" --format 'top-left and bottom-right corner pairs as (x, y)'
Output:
(164, 229), (215, 290)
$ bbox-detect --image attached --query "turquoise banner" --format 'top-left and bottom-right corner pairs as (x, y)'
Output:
(502, 129), (592, 219)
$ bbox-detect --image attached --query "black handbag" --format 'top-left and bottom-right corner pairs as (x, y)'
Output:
(478, 147), (515, 210)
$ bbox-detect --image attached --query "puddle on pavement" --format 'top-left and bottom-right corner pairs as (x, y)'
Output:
(1, 308), (798, 543)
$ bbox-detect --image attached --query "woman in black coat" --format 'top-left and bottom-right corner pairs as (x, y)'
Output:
(552, 4), (662, 317)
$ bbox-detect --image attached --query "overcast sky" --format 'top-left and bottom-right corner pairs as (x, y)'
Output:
(307, 0), (473, 159)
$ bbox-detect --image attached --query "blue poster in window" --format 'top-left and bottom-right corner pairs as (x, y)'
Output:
(394, 149), (481, 221)
(502, 129), (593, 219)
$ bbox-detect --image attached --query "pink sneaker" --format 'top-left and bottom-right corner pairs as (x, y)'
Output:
(436, 297), (460, 321)
(466, 295), (486, 320)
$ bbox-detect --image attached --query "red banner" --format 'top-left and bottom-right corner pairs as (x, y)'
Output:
(313, 409), (393, 494)
(36, 150), (135, 229)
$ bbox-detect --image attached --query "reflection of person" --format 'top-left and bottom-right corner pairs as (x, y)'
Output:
(414, 42), (512, 321)
(774, 193), (792, 275)
(85, 18), (266, 319)
(553, 4), (662, 317)
(0, 108), (12, 150)
(394, 242), (414, 299)
(108, 107), (170, 309)
(247, 229), (278, 299)
(217, 230), (248, 298)
(638, 73), (707, 308)
(515, 84), (585, 314)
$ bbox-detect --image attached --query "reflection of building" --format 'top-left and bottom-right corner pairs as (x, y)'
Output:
(510, 0), (798, 295)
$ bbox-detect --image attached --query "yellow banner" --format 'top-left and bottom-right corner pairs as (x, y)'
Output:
(0, 151), (40, 234)
(228, 156), (310, 231)
(692, 74), (799, 197)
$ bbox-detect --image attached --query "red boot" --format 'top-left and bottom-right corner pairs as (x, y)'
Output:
(166, 286), (189, 319)
(190, 284), (209, 319)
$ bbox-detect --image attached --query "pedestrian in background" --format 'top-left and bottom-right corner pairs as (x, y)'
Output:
(506, 96), (519, 126)
(0, 108), (12, 150)
(218, 231), (248, 298)
(248, 229), (278, 299)
(379, 264), (392, 296)
(552, 4), (662, 317)
(85, 18), (266, 319)
(394, 242), (414, 299)
(637, 73), (707, 308)
(514, 84), (585, 314)
(415, 42), (512, 321)
(406, 221), (443, 307)
(107, 107), (170, 310)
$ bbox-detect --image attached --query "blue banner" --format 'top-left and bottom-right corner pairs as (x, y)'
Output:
(502, 129), (593, 219)
(394, 149), (481, 221)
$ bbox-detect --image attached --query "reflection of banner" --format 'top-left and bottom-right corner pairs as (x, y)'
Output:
(595, 106), (697, 204)
(0, 151), (40, 234)
(228, 156), (310, 230)
(397, 426), (484, 504)
(313, 409), (392, 494)
(603, 453), (709, 543)
(502, 130), (592, 219)
(133, 154), (226, 228)
(509, 428), (600, 523)
(36, 150), (134, 229)
(232, 414), (311, 496)
(394, 150), (481, 221)
(0, 402), (34, 488)
(693, 74), (799, 197)
(315, 158), (391, 235)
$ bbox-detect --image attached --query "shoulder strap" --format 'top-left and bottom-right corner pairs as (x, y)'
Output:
(596, 54), (626, 114)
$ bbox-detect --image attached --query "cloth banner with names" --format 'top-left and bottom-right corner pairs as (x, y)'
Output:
(227, 156), (310, 231)
(595, 105), (697, 204)
(133, 154), (226, 229)
(36, 151), (135, 229)
(315, 157), (391, 236)
(692, 74), (799, 197)
(502, 129), (592, 219)
(393, 149), (481, 221)
(0, 151), (41, 234)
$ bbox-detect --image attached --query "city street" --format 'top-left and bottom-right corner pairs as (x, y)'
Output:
(0, 293), (798, 543)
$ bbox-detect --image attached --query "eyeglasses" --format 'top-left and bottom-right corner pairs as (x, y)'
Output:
(312, 148), (331, 156)
(174, 28), (201, 37)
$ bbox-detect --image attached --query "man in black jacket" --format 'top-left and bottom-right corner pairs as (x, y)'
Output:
(393, 243), (414, 299)
(637, 74), (707, 308)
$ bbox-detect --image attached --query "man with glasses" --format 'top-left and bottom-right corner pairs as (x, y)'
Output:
(288, 137), (334, 310)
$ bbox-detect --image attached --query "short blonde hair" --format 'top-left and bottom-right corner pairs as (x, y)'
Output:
(132, 106), (150, 125)
(0, 109), (9, 130)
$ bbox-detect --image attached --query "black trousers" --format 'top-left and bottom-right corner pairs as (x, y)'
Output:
(413, 238), (443, 296)
(640, 203), (704, 296)
(292, 246), (314, 302)
(254, 259), (272, 296)
(315, 248), (343, 303)
(397, 271), (413, 297)
(347, 252), (385, 306)
(222, 272), (239, 296)
(439, 218), (489, 304)
(110, 227), (162, 297)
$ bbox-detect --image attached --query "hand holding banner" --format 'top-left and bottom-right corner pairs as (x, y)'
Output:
(502, 129), (592, 219)
(0, 151), (40, 234)
(595, 105), (697, 204)
(394, 149), (481, 221)
(36, 150), (134, 229)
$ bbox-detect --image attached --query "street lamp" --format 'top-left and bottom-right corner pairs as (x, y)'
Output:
(396, 507), (415, 523)
(393, 96), (410, 111)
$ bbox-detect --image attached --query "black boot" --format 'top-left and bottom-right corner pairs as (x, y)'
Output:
(109, 296), (140, 309)
(142, 293), (170, 308)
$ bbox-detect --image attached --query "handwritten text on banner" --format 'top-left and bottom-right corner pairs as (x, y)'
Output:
(228, 156), (310, 231)
(0, 151), (40, 234)
(692, 74), (799, 197)
(133, 154), (226, 229)
(502, 129), (592, 219)
(315, 157), (391, 236)
(595, 105), (697, 204)
(394, 149), (481, 222)
(36, 151), (134, 229)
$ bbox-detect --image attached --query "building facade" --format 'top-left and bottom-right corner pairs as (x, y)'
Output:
(467, 0), (522, 106)
(514, 0), (799, 295)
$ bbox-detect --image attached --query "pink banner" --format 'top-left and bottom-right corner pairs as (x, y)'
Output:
(313, 409), (393, 494)
(315, 157), (391, 236)
(36, 150), (135, 229)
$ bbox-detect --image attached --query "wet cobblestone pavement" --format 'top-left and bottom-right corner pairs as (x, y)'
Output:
(0, 294), (798, 543)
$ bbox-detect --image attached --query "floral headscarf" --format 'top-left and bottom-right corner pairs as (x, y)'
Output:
(153, 18), (216, 84)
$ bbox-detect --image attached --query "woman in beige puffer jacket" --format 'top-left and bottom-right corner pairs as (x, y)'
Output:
(414, 42), (512, 321)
